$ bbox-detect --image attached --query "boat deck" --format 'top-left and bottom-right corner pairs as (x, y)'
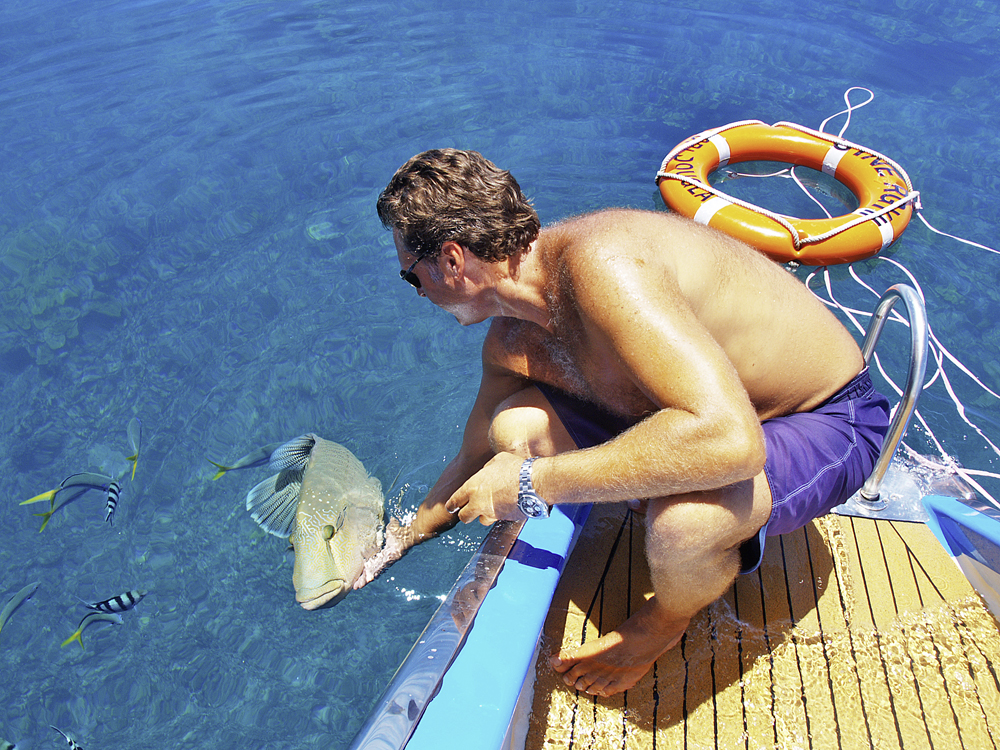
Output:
(527, 502), (1000, 749)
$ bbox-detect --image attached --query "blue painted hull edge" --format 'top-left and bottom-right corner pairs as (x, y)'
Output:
(407, 503), (592, 750)
(922, 494), (1000, 621)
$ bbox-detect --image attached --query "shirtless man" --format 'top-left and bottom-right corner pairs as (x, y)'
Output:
(359, 148), (890, 697)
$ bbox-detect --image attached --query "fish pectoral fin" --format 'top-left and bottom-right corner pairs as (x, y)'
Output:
(268, 435), (316, 471)
(335, 506), (347, 533)
(20, 488), (58, 506)
(246, 470), (303, 537)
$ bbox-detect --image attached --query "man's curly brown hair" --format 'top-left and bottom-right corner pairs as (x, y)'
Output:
(377, 149), (540, 263)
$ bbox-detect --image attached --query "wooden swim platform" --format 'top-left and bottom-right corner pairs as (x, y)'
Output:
(527, 502), (1000, 749)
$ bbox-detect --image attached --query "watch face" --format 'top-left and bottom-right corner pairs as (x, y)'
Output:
(519, 493), (549, 518)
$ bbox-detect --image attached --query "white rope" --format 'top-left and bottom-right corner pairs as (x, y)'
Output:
(790, 167), (833, 219)
(818, 87), (876, 139)
(917, 211), (1000, 256)
(797, 191), (919, 246)
(871, 258), (1000, 400)
(785, 87), (1000, 509)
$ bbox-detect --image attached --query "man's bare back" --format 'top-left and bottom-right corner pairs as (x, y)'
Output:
(486, 208), (863, 424)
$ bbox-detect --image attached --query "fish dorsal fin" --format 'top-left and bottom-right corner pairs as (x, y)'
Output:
(245, 469), (303, 537)
(268, 434), (316, 472)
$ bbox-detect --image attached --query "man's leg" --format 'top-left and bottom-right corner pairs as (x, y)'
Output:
(489, 385), (775, 698)
(487, 385), (578, 458)
(549, 473), (773, 697)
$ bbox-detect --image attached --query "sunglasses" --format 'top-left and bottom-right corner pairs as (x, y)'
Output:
(399, 252), (431, 288)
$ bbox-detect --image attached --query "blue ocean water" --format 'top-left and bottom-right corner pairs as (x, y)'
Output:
(1, 0), (997, 747)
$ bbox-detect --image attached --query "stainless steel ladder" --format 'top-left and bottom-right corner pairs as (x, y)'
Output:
(834, 283), (940, 521)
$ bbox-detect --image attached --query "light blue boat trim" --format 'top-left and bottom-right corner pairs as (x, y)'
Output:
(407, 502), (592, 750)
(349, 517), (525, 750)
(922, 494), (1000, 621)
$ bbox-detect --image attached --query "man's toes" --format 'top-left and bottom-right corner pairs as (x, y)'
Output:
(562, 667), (587, 689)
(584, 675), (612, 696)
(549, 653), (570, 673)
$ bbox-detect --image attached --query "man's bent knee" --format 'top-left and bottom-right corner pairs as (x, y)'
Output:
(644, 478), (768, 566)
(488, 386), (576, 457)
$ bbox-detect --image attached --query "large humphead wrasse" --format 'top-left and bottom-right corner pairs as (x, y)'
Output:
(242, 435), (385, 609)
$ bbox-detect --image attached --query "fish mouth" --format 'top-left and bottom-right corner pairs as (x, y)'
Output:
(296, 580), (348, 610)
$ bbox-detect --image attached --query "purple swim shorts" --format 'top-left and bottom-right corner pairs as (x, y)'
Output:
(536, 367), (890, 575)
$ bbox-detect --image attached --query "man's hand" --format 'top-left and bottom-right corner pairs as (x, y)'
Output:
(353, 518), (414, 590)
(445, 451), (525, 525)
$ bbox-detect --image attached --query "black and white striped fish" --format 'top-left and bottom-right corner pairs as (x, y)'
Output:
(84, 589), (147, 614)
(50, 725), (84, 749)
(104, 479), (122, 525)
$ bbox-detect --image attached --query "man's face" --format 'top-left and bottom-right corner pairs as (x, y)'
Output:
(393, 230), (477, 325)
(394, 229), (428, 297)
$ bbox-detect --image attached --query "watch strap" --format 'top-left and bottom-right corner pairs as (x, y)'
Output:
(518, 457), (550, 519)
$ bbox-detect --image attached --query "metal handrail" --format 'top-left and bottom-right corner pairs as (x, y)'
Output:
(856, 283), (929, 507)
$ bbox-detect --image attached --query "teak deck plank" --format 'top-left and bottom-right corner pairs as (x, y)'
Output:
(528, 503), (1000, 749)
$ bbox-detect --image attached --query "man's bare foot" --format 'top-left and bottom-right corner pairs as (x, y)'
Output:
(549, 596), (688, 696)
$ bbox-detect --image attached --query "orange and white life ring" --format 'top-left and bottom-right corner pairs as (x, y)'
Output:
(656, 120), (917, 265)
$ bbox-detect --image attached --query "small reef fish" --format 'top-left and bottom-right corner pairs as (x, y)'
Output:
(50, 725), (84, 749)
(104, 479), (122, 525)
(82, 589), (146, 614)
(61, 611), (122, 649)
(22, 472), (119, 531)
(208, 442), (283, 480)
(21, 417), (140, 529)
(126, 416), (142, 481)
(220, 434), (385, 609)
(0, 736), (15, 749)
(0, 581), (40, 643)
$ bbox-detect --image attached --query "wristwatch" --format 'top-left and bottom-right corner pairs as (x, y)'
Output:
(517, 457), (550, 519)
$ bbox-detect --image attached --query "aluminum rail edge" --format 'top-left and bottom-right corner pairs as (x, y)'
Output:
(348, 518), (526, 750)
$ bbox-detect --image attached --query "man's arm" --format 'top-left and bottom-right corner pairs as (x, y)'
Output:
(354, 332), (529, 588)
(535, 249), (766, 504)
(446, 244), (766, 523)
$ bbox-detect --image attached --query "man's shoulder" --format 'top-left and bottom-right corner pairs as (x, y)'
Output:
(545, 207), (675, 236)
(543, 208), (695, 258)
(541, 209), (690, 292)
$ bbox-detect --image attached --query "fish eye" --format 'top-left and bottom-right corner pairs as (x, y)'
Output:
(323, 525), (335, 540)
